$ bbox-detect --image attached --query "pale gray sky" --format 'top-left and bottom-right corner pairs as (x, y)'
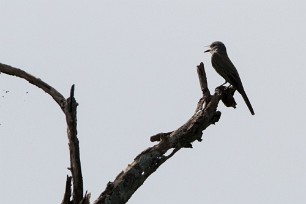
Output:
(1, 1), (306, 203)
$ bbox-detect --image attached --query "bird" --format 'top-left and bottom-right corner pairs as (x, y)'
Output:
(204, 41), (255, 115)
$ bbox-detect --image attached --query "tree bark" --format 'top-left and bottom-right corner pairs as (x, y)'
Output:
(93, 62), (236, 204)
(0, 63), (85, 204)
(0, 62), (236, 204)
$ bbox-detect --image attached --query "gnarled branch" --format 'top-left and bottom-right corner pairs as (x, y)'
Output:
(1, 61), (235, 204)
(0, 63), (84, 204)
(93, 62), (233, 204)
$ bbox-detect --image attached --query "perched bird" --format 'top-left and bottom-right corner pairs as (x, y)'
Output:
(205, 41), (255, 115)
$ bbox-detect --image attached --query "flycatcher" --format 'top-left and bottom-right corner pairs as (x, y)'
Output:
(205, 41), (255, 115)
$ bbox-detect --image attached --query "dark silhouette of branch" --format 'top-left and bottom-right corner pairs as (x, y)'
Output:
(0, 63), (84, 204)
(0, 63), (66, 110)
(62, 176), (72, 204)
(66, 84), (84, 203)
(93, 62), (235, 204)
(1, 61), (236, 204)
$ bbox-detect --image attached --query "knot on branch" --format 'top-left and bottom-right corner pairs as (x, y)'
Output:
(150, 132), (172, 142)
(210, 111), (221, 125)
(215, 85), (237, 109)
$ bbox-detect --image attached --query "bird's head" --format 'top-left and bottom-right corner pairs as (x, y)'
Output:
(204, 41), (227, 54)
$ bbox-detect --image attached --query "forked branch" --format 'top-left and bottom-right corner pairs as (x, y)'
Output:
(1, 62), (235, 204)
(0, 63), (85, 204)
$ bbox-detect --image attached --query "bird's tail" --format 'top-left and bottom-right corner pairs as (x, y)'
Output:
(238, 89), (255, 115)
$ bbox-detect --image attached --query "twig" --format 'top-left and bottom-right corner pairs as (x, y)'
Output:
(61, 176), (72, 204)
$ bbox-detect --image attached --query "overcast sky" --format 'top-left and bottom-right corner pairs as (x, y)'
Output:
(1, 1), (306, 203)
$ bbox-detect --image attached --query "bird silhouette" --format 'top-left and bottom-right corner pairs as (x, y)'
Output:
(205, 41), (255, 115)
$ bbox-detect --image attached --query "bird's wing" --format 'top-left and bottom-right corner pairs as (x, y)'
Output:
(212, 53), (243, 89)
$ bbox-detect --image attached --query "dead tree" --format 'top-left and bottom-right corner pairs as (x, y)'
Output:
(0, 62), (237, 204)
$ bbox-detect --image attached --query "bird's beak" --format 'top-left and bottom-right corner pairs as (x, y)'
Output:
(204, 49), (210, 53)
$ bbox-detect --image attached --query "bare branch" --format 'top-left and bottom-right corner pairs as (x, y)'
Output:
(0, 63), (84, 204)
(2, 61), (236, 204)
(62, 176), (72, 204)
(195, 62), (211, 112)
(197, 62), (210, 97)
(0, 63), (66, 111)
(66, 85), (83, 203)
(94, 63), (223, 204)
(80, 191), (91, 204)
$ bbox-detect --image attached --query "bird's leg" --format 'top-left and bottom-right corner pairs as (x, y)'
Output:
(220, 81), (228, 86)
(226, 84), (237, 95)
(217, 81), (228, 90)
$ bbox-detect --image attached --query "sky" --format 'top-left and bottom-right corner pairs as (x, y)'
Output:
(0, 1), (306, 203)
